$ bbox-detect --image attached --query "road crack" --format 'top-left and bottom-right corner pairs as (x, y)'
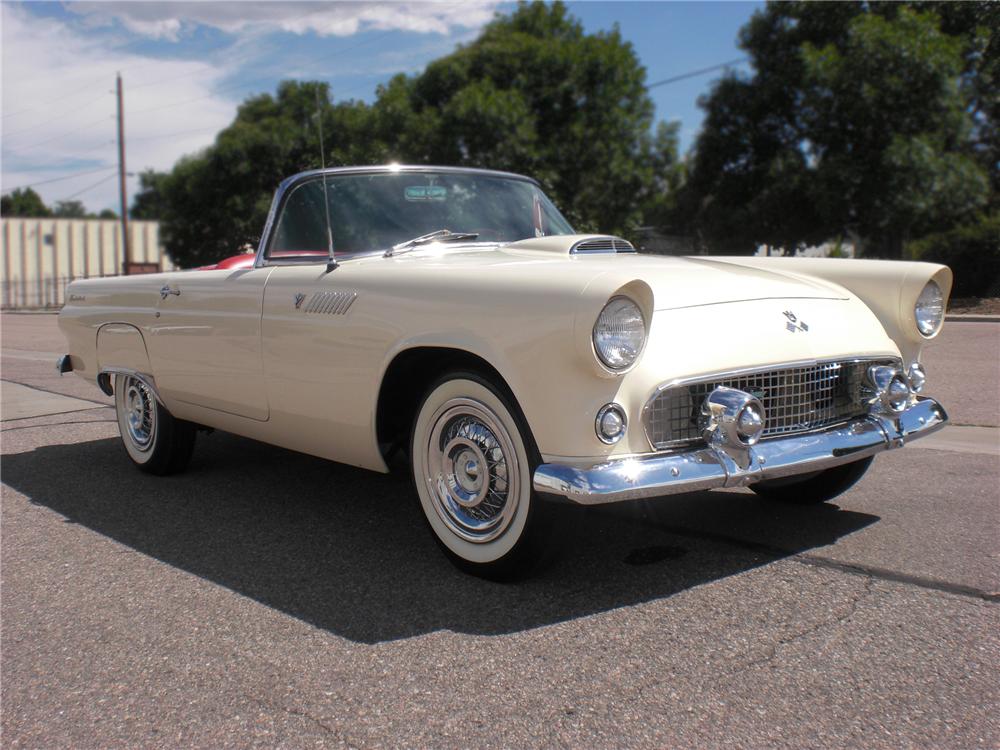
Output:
(242, 692), (359, 748)
(729, 575), (875, 677)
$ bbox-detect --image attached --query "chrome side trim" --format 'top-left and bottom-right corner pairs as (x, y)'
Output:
(534, 396), (947, 505)
(97, 368), (165, 406)
(303, 290), (357, 315)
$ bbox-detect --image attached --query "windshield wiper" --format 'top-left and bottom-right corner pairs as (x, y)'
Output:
(383, 229), (480, 258)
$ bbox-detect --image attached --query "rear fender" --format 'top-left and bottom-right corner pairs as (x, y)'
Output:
(96, 323), (158, 399)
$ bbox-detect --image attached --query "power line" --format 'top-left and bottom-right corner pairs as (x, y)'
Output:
(2, 91), (113, 140)
(647, 57), (749, 89)
(4, 115), (115, 155)
(3, 165), (117, 193)
(1, 40), (196, 121)
(59, 171), (119, 201)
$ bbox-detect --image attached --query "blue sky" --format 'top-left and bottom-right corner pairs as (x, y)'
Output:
(1, 1), (761, 214)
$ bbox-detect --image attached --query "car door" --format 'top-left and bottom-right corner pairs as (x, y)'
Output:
(258, 262), (388, 467)
(146, 267), (273, 421)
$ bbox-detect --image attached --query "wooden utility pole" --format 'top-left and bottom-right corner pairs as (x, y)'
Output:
(116, 72), (130, 275)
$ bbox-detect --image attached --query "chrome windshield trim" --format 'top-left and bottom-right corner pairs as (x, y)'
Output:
(253, 165), (541, 270)
(534, 396), (947, 505)
(640, 355), (902, 451)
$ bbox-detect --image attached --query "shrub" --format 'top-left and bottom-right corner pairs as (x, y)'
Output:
(908, 212), (1000, 298)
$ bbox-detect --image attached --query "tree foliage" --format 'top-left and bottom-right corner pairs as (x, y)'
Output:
(130, 1), (680, 268)
(1, 188), (117, 219)
(53, 200), (88, 218)
(680, 1), (994, 258)
(1, 187), (51, 217)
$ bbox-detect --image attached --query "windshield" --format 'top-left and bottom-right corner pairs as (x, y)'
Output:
(266, 170), (574, 260)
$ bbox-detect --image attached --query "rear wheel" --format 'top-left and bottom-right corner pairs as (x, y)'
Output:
(410, 373), (550, 580)
(114, 374), (196, 475)
(750, 456), (874, 504)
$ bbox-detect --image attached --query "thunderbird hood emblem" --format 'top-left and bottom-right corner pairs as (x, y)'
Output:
(783, 310), (809, 333)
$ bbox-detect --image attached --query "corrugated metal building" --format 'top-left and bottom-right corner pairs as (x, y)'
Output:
(1, 217), (176, 309)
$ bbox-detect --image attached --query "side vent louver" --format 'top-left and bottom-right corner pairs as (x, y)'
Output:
(570, 236), (636, 254)
(303, 290), (357, 315)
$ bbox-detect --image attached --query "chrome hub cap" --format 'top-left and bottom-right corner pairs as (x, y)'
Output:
(122, 376), (155, 451)
(425, 398), (519, 543)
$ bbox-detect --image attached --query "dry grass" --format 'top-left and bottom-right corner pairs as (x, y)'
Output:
(948, 297), (1000, 315)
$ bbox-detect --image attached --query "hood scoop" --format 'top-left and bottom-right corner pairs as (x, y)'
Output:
(506, 234), (635, 256)
(570, 236), (636, 254)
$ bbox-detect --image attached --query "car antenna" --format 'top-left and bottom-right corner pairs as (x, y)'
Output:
(315, 86), (337, 273)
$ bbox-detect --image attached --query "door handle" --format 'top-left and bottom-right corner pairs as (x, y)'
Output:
(160, 285), (180, 299)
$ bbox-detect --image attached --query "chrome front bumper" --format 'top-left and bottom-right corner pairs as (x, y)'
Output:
(533, 396), (947, 505)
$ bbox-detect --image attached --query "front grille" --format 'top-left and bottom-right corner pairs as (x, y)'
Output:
(643, 359), (894, 450)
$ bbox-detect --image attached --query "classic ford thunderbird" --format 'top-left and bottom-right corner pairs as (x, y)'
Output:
(58, 165), (950, 578)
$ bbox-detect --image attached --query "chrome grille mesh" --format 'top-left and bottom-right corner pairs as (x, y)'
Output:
(644, 360), (892, 450)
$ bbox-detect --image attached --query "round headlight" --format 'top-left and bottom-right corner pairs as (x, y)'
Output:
(915, 281), (944, 337)
(593, 296), (645, 370)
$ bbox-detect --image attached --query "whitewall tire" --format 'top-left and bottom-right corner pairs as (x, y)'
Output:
(411, 373), (549, 579)
(114, 374), (196, 475)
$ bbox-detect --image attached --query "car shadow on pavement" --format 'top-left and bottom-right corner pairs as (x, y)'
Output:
(2, 431), (879, 644)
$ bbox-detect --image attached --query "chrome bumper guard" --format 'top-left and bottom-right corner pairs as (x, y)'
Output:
(533, 396), (947, 505)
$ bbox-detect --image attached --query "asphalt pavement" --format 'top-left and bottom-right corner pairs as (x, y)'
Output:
(2, 313), (998, 748)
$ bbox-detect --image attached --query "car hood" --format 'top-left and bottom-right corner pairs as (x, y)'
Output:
(605, 255), (848, 311)
(392, 241), (850, 311)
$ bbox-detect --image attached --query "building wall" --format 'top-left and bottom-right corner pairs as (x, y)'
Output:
(0, 218), (175, 309)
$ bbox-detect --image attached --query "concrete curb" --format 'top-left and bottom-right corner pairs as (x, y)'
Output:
(946, 314), (1000, 323)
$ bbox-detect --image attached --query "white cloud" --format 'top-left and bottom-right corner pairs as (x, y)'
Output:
(67, 1), (499, 42)
(1, 2), (499, 214)
(1, 4), (238, 213)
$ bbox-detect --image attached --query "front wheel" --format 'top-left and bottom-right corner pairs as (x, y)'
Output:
(749, 456), (874, 504)
(410, 373), (550, 580)
(114, 374), (196, 475)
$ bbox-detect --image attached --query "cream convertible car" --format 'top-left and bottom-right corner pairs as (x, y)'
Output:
(58, 166), (950, 578)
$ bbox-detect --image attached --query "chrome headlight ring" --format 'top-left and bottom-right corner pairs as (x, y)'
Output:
(592, 296), (646, 371)
(914, 280), (944, 337)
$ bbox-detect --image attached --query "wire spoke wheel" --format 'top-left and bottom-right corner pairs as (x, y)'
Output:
(114, 372), (196, 475)
(423, 397), (520, 544)
(122, 375), (156, 451)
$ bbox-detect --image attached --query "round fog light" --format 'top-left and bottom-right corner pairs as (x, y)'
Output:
(596, 403), (627, 444)
(736, 403), (764, 445)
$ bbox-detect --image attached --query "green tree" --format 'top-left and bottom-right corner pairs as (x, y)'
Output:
(682, 2), (992, 258)
(53, 200), (87, 218)
(1, 187), (51, 217)
(140, 1), (674, 267)
(130, 170), (169, 220)
(378, 0), (658, 234)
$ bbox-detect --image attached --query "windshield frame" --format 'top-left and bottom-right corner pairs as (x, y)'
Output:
(254, 165), (561, 268)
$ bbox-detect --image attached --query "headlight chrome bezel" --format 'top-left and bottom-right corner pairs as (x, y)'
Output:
(914, 280), (944, 337)
(592, 295), (647, 372)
